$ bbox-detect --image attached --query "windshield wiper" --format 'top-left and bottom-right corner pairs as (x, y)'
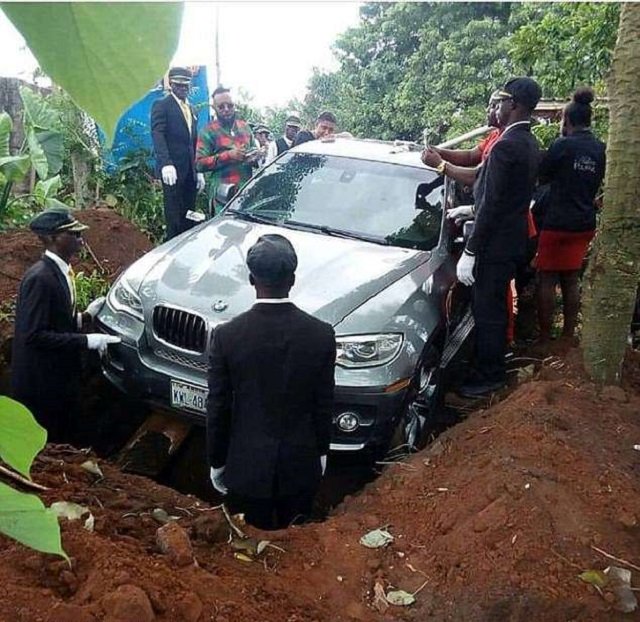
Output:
(226, 209), (277, 225)
(284, 220), (389, 246)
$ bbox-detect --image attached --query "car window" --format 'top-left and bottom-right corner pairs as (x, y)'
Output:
(227, 153), (444, 251)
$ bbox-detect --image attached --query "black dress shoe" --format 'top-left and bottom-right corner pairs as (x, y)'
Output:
(456, 378), (506, 398)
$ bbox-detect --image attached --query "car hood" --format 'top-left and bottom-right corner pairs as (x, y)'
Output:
(137, 216), (428, 327)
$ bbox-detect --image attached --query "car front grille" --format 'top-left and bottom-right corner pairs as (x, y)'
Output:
(152, 306), (207, 353)
(154, 348), (208, 372)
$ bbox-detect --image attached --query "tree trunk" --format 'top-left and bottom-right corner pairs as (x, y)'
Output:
(581, 3), (640, 384)
(71, 150), (91, 208)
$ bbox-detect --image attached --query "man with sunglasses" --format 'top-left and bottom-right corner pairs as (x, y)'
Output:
(151, 67), (205, 240)
(196, 86), (257, 214)
(11, 206), (120, 441)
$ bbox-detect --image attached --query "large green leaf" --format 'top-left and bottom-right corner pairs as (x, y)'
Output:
(19, 86), (61, 131)
(0, 112), (12, 158)
(0, 482), (68, 561)
(0, 396), (47, 479)
(34, 174), (62, 206)
(36, 131), (64, 176)
(2, 3), (184, 143)
(26, 128), (48, 180)
(0, 155), (31, 183)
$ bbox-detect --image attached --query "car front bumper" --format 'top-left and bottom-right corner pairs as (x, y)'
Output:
(101, 339), (408, 452)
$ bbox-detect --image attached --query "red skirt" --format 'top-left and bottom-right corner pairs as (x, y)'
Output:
(536, 229), (595, 271)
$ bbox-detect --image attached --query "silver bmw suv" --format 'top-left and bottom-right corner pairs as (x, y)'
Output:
(97, 138), (471, 453)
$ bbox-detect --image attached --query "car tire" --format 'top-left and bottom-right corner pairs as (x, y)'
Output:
(388, 345), (444, 456)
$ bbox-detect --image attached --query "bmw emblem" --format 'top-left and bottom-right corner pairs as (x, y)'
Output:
(212, 300), (228, 312)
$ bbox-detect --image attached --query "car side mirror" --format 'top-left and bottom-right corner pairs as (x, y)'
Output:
(415, 179), (444, 210)
(215, 183), (238, 206)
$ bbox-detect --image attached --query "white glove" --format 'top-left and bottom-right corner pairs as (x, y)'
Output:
(86, 334), (121, 356)
(210, 466), (228, 495)
(161, 165), (177, 186)
(446, 204), (475, 224)
(84, 296), (106, 319)
(320, 455), (327, 476)
(456, 252), (476, 286)
(197, 173), (206, 192)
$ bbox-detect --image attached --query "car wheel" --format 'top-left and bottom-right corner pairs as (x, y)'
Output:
(390, 347), (444, 455)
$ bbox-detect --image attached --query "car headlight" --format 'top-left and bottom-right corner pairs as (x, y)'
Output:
(336, 333), (403, 368)
(107, 275), (144, 320)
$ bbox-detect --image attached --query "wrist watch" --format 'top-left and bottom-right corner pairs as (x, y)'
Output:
(436, 160), (447, 176)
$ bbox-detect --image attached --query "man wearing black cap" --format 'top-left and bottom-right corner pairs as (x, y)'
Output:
(457, 77), (541, 397)
(265, 114), (301, 164)
(206, 234), (336, 530)
(11, 206), (120, 441)
(151, 67), (205, 240)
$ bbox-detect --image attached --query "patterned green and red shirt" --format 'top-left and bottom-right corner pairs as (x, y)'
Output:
(196, 118), (256, 205)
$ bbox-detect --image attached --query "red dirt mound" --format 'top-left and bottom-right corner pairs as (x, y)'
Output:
(0, 208), (152, 365)
(1, 357), (639, 621)
(0, 207), (153, 304)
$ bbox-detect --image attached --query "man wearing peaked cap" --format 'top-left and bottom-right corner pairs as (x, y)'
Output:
(456, 76), (541, 398)
(151, 66), (205, 240)
(253, 124), (271, 167)
(11, 206), (120, 441)
(207, 234), (336, 530)
(266, 114), (302, 164)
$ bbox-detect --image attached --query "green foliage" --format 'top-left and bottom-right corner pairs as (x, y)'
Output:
(0, 397), (67, 560)
(532, 122), (561, 150)
(1, 2), (184, 143)
(73, 270), (109, 311)
(33, 175), (62, 207)
(20, 86), (62, 131)
(304, 2), (619, 142)
(101, 144), (165, 243)
(0, 396), (47, 479)
(0, 88), (65, 222)
(0, 483), (68, 561)
(508, 3), (620, 98)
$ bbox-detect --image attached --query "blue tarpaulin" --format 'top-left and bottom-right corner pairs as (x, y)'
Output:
(104, 65), (210, 172)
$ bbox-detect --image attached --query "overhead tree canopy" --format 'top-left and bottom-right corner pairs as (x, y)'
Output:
(302, 2), (620, 142)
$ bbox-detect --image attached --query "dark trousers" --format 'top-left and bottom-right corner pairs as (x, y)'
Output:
(473, 259), (516, 382)
(229, 489), (316, 531)
(15, 392), (77, 444)
(162, 175), (197, 240)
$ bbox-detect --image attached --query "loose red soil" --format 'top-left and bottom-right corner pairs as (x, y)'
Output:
(0, 207), (152, 303)
(2, 352), (640, 621)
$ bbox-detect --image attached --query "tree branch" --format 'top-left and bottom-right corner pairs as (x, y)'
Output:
(0, 464), (49, 491)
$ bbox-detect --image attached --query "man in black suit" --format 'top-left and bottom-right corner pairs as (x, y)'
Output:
(11, 207), (120, 441)
(456, 77), (541, 397)
(207, 234), (336, 530)
(151, 67), (205, 240)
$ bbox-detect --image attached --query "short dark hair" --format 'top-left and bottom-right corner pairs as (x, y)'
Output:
(317, 111), (337, 124)
(212, 85), (230, 99)
(565, 87), (595, 127)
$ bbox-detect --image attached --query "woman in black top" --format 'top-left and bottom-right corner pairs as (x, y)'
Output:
(536, 88), (606, 342)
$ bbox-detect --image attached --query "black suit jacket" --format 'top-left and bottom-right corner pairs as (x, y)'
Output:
(468, 122), (540, 261)
(207, 302), (336, 499)
(11, 256), (87, 416)
(151, 94), (198, 183)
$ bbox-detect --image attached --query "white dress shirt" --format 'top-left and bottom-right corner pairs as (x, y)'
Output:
(265, 136), (293, 165)
(44, 250), (82, 327)
(253, 298), (292, 305)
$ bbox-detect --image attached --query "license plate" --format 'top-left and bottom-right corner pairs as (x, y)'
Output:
(170, 380), (207, 413)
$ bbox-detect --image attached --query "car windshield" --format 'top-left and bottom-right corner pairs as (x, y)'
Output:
(225, 152), (444, 251)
